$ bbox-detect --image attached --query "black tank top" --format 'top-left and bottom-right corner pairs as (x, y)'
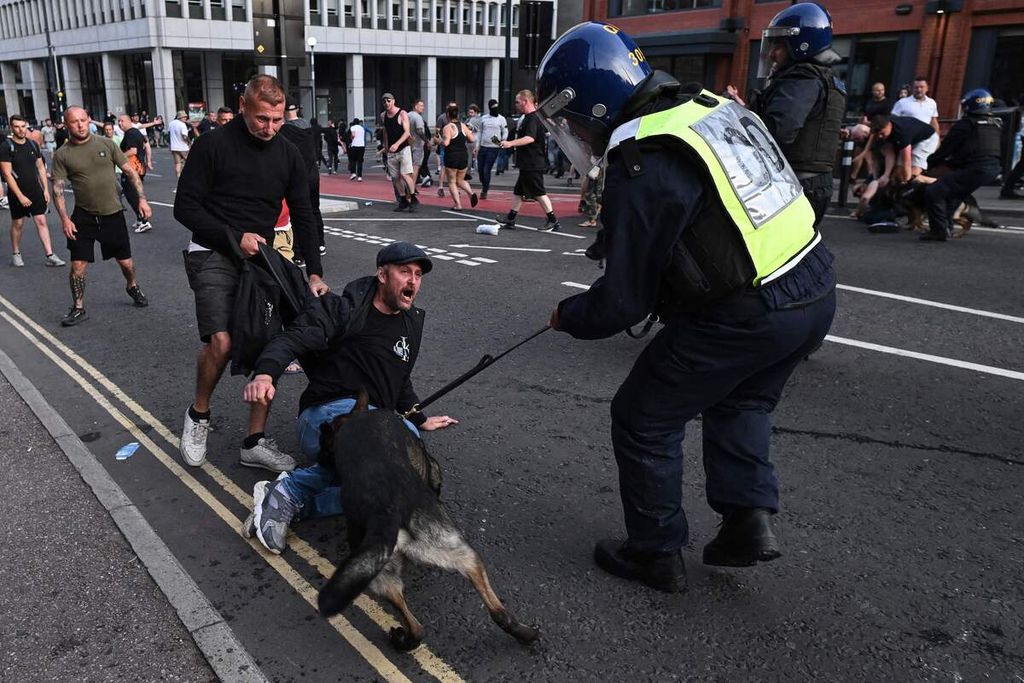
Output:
(443, 122), (468, 169)
(384, 110), (408, 151)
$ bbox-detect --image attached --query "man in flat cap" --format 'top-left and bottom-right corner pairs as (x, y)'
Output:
(241, 242), (458, 554)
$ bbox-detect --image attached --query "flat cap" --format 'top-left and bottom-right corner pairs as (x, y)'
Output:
(376, 242), (433, 273)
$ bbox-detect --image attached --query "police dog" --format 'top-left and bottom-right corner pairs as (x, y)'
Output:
(315, 393), (540, 650)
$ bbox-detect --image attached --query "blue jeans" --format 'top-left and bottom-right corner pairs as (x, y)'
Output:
(496, 148), (510, 173)
(477, 146), (501, 193)
(281, 399), (421, 519)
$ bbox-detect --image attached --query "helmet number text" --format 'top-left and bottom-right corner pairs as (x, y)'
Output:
(627, 48), (646, 66)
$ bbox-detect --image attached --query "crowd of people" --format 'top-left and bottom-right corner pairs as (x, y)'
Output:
(842, 77), (1022, 238)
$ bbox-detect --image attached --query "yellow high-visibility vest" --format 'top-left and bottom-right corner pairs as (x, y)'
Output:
(607, 90), (819, 285)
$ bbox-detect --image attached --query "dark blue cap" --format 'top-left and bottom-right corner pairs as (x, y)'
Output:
(376, 241), (433, 273)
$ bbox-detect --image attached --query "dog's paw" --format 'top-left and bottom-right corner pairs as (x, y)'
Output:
(389, 626), (422, 652)
(513, 623), (541, 644)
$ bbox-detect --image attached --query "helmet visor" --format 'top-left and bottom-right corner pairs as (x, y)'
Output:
(757, 27), (798, 79)
(537, 87), (602, 180)
(540, 114), (603, 181)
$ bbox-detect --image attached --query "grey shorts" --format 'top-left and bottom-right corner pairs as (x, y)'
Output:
(386, 145), (414, 177)
(183, 249), (240, 343)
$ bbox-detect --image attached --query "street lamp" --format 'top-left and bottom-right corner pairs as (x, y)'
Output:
(307, 36), (318, 120)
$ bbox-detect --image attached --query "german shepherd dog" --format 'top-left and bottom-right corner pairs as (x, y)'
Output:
(893, 182), (1002, 237)
(315, 393), (540, 651)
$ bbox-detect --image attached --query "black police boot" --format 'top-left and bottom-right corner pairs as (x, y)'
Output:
(593, 539), (687, 593)
(702, 508), (781, 568)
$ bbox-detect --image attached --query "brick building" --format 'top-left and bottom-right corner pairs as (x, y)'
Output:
(579, 0), (1024, 119)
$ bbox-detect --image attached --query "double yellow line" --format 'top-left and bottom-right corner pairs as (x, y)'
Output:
(0, 293), (463, 683)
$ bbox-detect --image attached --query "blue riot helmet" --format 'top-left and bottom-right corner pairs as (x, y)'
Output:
(536, 22), (653, 178)
(757, 2), (841, 80)
(961, 88), (994, 114)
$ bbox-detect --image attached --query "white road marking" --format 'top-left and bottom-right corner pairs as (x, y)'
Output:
(448, 244), (551, 253)
(323, 227), (491, 269)
(837, 284), (1024, 324)
(825, 335), (1024, 382)
(560, 281), (1024, 381)
(148, 200), (174, 208)
(441, 210), (586, 239)
(562, 252), (586, 256)
(829, 213), (1024, 234)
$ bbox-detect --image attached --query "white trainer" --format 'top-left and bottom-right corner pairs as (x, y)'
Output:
(11, 252), (24, 267)
(240, 437), (296, 473)
(44, 253), (66, 267)
(180, 408), (211, 466)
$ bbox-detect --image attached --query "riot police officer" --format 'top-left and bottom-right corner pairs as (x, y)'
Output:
(538, 22), (837, 593)
(921, 89), (1003, 241)
(753, 2), (846, 227)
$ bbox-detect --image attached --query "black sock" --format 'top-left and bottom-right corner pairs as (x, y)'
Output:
(243, 432), (265, 449)
(508, 210), (518, 221)
(188, 405), (211, 421)
(546, 211), (557, 222)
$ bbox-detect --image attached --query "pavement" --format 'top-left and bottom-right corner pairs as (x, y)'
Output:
(0, 361), (217, 682)
(2, 148), (1023, 681)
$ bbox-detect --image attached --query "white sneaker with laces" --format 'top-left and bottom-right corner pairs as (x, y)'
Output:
(11, 252), (24, 267)
(44, 253), (66, 267)
(180, 408), (211, 466)
(134, 221), (153, 233)
(240, 437), (296, 473)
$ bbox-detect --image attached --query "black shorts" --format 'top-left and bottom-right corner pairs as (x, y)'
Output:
(67, 208), (131, 263)
(9, 194), (46, 220)
(513, 170), (546, 200)
(183, 249), (241, 343)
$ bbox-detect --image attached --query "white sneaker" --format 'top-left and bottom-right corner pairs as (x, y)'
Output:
(0, 196), (8, 208)
(134, 221), (153, 233)
(240, 437), (296, 473)
(11, 253), (24, 267)
(180, 408), (211, 466)
(44, 253), (66, 267)
(349, 173), (357, 180)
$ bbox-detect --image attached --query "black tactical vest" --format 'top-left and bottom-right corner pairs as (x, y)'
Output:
(763, 62), (847, 175)
(967, 115), (1002, 164)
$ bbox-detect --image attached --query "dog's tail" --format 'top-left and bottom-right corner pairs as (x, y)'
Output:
(318, 526), (398, 618)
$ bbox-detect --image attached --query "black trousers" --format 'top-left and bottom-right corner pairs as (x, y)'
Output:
(326, 144), (339, 172)
(347, 147), (365, 177)
(120, 173), (145, 222)
(609, 245), (836, 552)
(925, 162), (1000, 237)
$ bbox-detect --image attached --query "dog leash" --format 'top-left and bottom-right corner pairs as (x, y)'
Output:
(403, 325), (551, 418)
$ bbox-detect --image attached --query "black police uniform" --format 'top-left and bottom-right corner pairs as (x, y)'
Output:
(755, 62), (846, 227)
(556, 95), (837, 555)
(924, 113), (1002, 239)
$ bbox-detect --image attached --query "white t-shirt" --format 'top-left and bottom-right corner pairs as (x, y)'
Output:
(169, 118), (191, 152)
(349, 124), (366, 148)
(891, 96), (938, 125)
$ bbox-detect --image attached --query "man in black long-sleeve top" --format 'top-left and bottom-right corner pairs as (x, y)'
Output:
(174, 74), (330, 473)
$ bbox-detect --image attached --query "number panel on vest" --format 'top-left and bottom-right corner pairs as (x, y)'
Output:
(623, 93), (817, 285)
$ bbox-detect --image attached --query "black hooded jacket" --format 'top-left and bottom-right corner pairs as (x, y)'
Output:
(253, 275), (426, 424)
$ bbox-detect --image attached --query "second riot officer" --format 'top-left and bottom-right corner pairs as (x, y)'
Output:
(921, 88), (1003, 242)
(537, 22), (837, 593)
(753, 2), (847, 226)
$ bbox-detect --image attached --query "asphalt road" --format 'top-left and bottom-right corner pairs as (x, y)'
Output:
(0, 149), (1021, 682)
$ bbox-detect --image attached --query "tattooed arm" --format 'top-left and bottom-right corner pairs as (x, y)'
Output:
(119, 163), (152, 220)
(52, 178), (77, 239)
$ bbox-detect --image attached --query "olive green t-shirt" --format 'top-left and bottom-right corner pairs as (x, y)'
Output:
(52, 135), (127, 216)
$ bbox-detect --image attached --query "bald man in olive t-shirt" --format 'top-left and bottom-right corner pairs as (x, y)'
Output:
(51, 105), (151, 327)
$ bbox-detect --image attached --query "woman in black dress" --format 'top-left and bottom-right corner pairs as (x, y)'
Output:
(441, 104), (478, 210)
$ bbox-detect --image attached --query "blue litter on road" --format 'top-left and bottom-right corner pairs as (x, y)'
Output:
(115, 442), (140, 460)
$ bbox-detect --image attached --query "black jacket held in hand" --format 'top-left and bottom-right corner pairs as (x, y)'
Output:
(230, 246), (313, 377)
(173, 116), (323, 277)
(252, 276), (427, 425)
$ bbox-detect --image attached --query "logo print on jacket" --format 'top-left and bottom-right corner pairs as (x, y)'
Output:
(393, 336), (410, 362)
